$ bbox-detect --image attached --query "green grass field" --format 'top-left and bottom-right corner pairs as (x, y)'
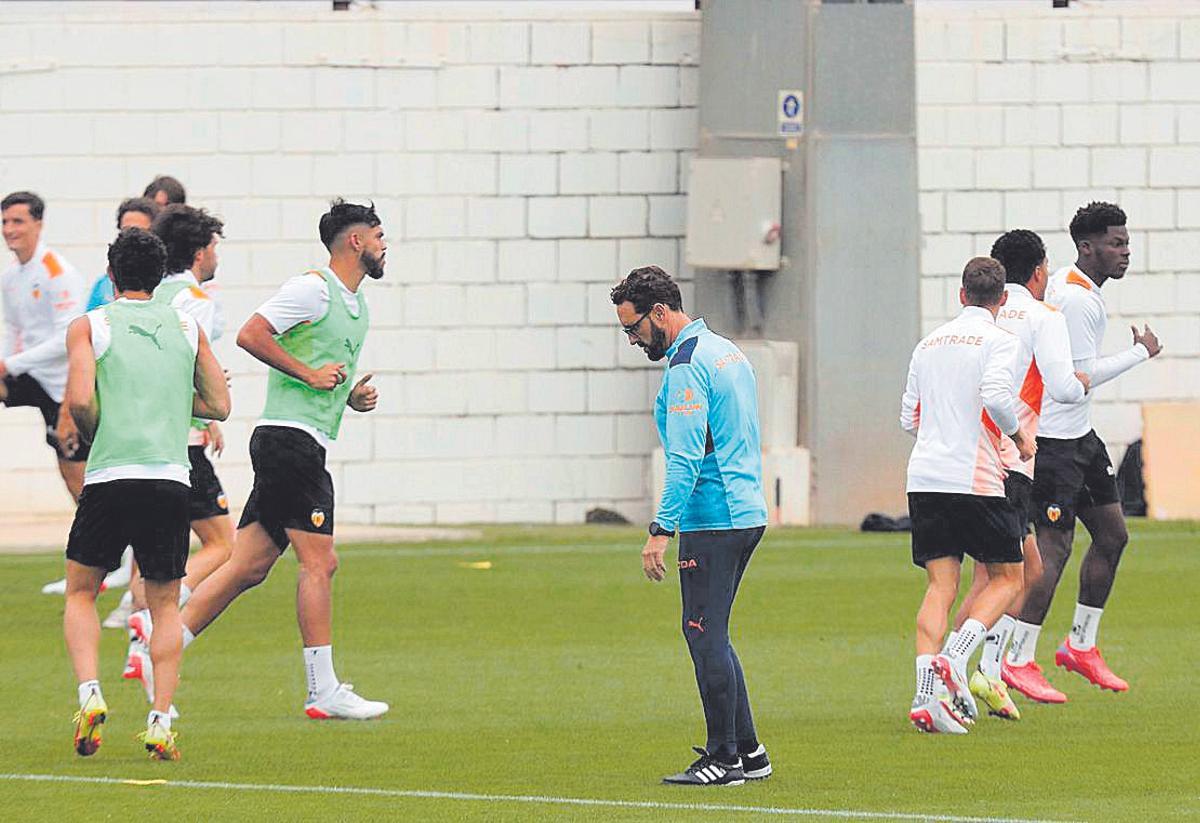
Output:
(2, 521), (1197, 822)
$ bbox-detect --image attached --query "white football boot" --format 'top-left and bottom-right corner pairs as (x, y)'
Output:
(909, 695), (969, 734)
(304, 683), (388, 720)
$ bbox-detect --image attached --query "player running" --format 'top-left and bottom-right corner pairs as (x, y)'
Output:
(123, 205), (234, 698)
(1, 191), (88, 503)
(612, 265), (771, 786)
(950, 230), (1091, 717)
(48, 199), (165, 604)
(132, 199), (388, 720)
(900, 257), (1035, 734)
(62, 227), (229, 761)
(1005, 202), (1162, 700)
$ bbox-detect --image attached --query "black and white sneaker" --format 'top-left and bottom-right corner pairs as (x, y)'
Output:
(741, 744), (772, 780)
(662, 746), (745, 786)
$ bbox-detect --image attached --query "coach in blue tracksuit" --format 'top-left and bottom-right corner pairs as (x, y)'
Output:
(610, 265), (771, 787)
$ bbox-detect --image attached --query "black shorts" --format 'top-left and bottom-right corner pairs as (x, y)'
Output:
(1005, 472), (1034, 537)
(188, 445), (229, 522)
(908, 492), (1023, 568)
(238, 426), (334, 551)
(1032, 430), (1120, 531)
(2, 373), (90, 462)
(66, 479), (190, 581)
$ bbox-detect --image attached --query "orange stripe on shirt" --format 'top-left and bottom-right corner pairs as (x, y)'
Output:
(43, 251), (63, 278)
(1019, 358), (1044, 415)
(972, 430), (1005, 496)
(981, 410), (1001, 439)
(1066, 270), (1093, 290)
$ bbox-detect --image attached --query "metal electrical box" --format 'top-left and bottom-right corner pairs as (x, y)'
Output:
(685, 157), (783, 271)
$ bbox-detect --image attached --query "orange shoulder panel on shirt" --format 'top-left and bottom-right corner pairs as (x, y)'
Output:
(1019, 359), (1044, 415)
(187, 285), (210, 300)
(1066, 271), (1093, 290)
(42, 252), (63, 278)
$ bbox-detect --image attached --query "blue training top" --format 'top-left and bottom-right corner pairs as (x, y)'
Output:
(87, 274), (115, 311)
(654, 318), (768, 533)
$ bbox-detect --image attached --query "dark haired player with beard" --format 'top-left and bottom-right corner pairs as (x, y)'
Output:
(612, 265), (770, 786)
(132, 200), (388, 720)
(1004, 202), (1163, 701)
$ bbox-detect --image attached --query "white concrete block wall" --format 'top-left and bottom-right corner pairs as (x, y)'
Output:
(0, 3), (698, 523)
(916, 1), (1200, 465)
(6, 3), (1193, 524)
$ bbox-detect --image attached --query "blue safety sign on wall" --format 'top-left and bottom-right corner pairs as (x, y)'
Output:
(778, 89), (804, 137)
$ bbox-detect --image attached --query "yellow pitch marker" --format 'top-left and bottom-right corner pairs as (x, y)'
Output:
(457, 561), (492, 570)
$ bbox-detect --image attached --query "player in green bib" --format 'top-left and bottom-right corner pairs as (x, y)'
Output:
(61, 228), (229, 761)
(153, 200), (388, 720)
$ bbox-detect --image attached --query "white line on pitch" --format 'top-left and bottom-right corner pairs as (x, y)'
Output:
(0, 773), (1083, 823)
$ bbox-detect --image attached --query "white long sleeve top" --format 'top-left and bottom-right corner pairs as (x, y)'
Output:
(901, 306), (1021, 497)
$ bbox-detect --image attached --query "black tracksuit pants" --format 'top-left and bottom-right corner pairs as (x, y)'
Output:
(677, 526), (765, 761)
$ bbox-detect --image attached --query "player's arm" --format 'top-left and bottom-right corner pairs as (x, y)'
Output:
(982, 334), (1035, 461)
(0, 286), (18, 363)
(237, 313), (345, 391)
(64, 315), (98, 441)
(1088, 322), (1160, 388)
(239, 275), (344, 391)
(4, 267), (85, 378)
(899, 350), (920, 436)
(643, 361), (710, 582)
(1037, 312), (1088, 404)
(655, 362), (710, 534)
(192, 327), (231, 422)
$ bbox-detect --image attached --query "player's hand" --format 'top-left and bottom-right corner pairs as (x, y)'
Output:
(306, 362), (347, 391)
(208, 421), (225, 457)
(1132, 324), (1162, 358)
(1074, 370), (1091, 393)
(642, 535), (669, 582)
(56, 403), (80, 458)
(1012, 428), (1037, 462)
(348, 373), (378, 412)
(0, 358), (7, 380)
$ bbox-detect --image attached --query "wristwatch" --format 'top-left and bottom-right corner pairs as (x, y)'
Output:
(648, 521), (675, 537)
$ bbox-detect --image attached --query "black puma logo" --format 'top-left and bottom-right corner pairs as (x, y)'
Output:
(344, 338), (361, 358)
(128, 322), (163, 350)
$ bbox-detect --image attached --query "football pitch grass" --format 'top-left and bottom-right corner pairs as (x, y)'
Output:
(2, 521), (1196, 822)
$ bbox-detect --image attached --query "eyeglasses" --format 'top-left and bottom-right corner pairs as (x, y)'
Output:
(621, 309), (653, 338)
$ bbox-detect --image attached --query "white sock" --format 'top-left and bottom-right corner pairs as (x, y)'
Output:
(1006, 619), (1041, 666)
(943, 618), (986, 674)
(304, 645), (338, 703)
(78, 680), (102, 708)
(148, 709), (172, 731)
(1070, 604), (1104, 650)
(182, 626), (195, 648)
(118, 589), (133, 608)
(980, 615), (1016, 679)
(914, 654), (936, 702)
(178, 584), (192, 608)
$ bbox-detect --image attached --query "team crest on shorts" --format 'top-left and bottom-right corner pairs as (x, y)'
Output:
(1046, 505), (1061, 523)
(217, 494), (228, 510)
(311, 509), (326, 528)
